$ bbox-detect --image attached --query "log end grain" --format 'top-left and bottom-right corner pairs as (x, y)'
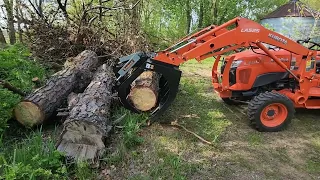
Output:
(129, 87), (157, 111)
(14, 102), (44, 127)
(128, 71), (159, 112)
(57, 121), (105, 162)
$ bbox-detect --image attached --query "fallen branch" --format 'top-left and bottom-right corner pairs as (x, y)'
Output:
(0, 80), (26, 96)
(112, 113), (126, 125)
(171, 121), (212, 145)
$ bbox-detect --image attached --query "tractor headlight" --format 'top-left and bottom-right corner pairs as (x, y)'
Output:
(231, 60), (243, 68)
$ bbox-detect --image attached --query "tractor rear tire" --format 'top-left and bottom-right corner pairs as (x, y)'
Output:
(248, 91), (295, 132)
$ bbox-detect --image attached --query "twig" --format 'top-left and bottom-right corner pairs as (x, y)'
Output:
(112, 113), (126, 125)
(221, 102), (242, 120)
(0, 80), (26, 96)
(57, 112), (69, 117)
(171, 121), (212, 145)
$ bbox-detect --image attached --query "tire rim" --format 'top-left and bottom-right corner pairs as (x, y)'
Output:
(260, 103), (288, 127)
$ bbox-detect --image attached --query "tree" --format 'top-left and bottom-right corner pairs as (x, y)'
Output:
(198, 0), (204, 28)
(185, 0), (191, 34)
(3, 0), (16, 44)
(0, 27), (6, 44)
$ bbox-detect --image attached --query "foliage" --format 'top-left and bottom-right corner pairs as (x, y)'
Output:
(0, 130), (68, 179)
(74, 161), (96, 180)
(0, 45), (45, 133)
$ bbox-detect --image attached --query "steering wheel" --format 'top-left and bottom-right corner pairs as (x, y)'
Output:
(297, 38), (320, 50)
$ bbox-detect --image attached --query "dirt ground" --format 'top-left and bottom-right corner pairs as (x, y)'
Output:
(104, 59), (320, 180)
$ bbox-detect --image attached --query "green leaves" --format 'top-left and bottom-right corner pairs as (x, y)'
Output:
(140, 0), (288, 49)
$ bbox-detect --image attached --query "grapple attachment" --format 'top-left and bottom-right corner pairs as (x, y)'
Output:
(114, 52), (181, 119)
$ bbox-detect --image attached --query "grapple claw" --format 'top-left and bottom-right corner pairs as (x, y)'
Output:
(114, 52), (181, 121)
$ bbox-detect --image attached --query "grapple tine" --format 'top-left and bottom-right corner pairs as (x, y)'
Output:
(114, 52), (181, 121)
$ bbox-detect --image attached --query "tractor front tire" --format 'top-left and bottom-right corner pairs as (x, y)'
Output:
(248, 91), (295, 132)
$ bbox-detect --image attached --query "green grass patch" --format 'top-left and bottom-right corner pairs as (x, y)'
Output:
(148, 149), (199, 179)
(0, 129), (67, 179)
(306, 136), (320, 173)
(114, 108), (148, 149)
(246, 132), (263, 146)
(161, 59), (232, 144)
(104, 108), (147, 165)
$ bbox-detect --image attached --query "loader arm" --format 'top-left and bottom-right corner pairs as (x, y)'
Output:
(153, 17), (313, 67)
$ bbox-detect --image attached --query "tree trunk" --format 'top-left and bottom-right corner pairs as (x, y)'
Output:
(186, 0), (192, 34)
(0, 28), (6, 44)
(4, 0), (16, 44)
(56, 64), (114, 163)
(15, 0), (23, 43)
(128, 71), (159, 111)
(213, 0), (219, 24)
(14, 50), (99, 127)
(198, 0), (204, 29)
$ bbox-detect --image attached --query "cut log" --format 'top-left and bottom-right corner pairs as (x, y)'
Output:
(128, 71), (159, 111)
(14, 50), (99, 127)
(56, 64), (114, 163)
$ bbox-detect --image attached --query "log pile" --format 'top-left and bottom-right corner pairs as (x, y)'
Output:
(13, 50), (160, 164)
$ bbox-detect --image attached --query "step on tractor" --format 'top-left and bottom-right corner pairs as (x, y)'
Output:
(114, 17), (320, 132)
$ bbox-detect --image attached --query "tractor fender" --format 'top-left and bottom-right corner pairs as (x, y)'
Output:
(252, 72), (288, 88)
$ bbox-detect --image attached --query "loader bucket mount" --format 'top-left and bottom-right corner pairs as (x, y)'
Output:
(114, 52), (181, 120)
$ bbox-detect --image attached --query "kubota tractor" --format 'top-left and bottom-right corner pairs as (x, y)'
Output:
(114, 17), (320, 132)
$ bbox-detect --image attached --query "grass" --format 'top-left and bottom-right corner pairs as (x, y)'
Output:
(246, 132), (263, 146)
(0, 128), (68, 179)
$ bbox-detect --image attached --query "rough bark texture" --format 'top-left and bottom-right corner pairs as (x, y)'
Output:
(0, 28), (6, 44)
(14, 50), (98, 127)
(57, 64), (114, 163)
(4, 0), (16, 44)
(128, 71), (159, 111)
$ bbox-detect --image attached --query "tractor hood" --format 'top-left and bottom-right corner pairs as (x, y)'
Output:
(230, 49), (292, 60)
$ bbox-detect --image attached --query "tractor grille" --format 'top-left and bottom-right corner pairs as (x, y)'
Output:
(229, 68), (237, 86)
(239, 69), (251, 84)
(220, 64), (236, 86)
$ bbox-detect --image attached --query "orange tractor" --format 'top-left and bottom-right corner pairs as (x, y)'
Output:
(114, 17), (320, 132)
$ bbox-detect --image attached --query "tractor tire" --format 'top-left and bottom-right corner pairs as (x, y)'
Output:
(248, 91), (295, 132)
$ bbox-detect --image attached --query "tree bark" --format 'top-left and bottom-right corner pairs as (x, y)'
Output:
(56, 64), (114, 163)
(213, 0), (219, 24)
(15, 0), (23, 43)
(198, 0), (204, 28)
(14, 50), (99, 127)
(4, 0), (16, 44)
(186, 0), (191, 34)
(128, 71), (159, 111)
(0, 28), (6, 44)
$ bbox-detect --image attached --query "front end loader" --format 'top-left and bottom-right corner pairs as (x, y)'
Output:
(114, 17), (320, 132)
